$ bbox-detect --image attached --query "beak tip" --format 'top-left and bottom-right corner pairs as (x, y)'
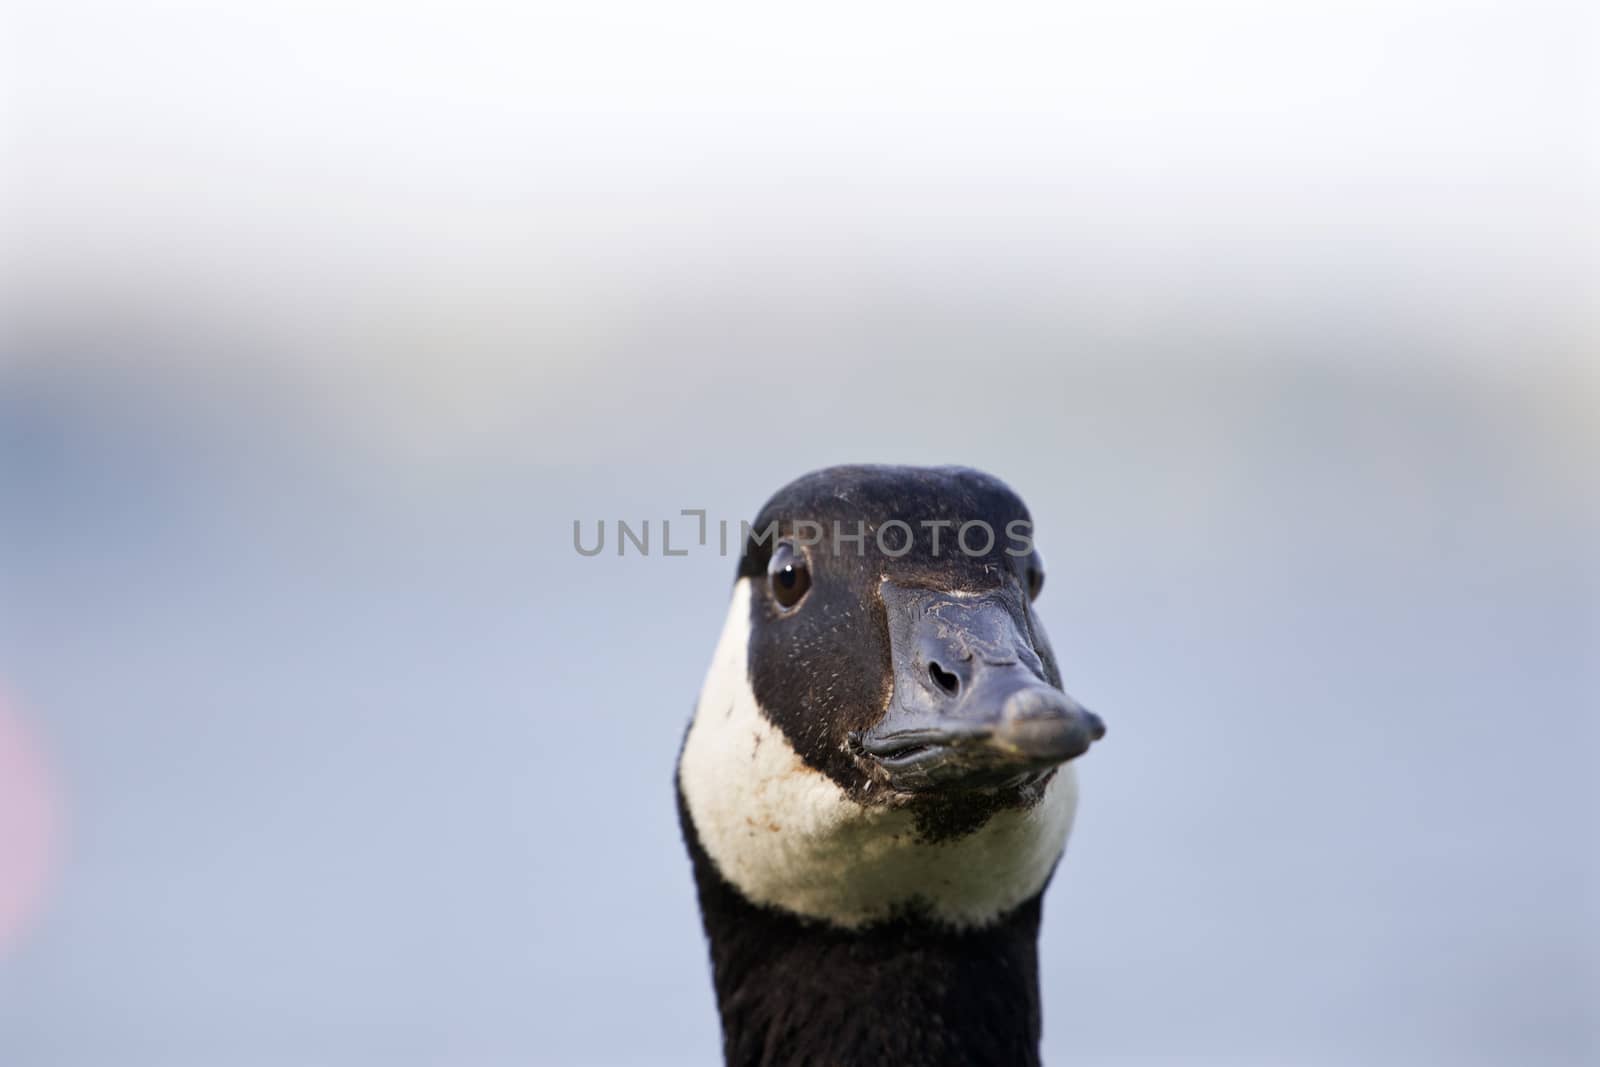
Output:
(997, 689), (1105, 762)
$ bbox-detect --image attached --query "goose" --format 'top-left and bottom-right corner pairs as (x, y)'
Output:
(677, 465), (1106, 1066)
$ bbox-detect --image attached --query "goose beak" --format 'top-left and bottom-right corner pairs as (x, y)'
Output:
(853, 584), (1105, 792)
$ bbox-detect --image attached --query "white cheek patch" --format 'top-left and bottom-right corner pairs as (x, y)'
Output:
(678, 579), (1078, 930)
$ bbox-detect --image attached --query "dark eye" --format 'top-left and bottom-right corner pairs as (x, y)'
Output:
(1026, 553), (1045, 601)
(767, 541), (812, 609)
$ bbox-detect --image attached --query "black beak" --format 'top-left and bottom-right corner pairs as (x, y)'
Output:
(853, 584), (1105, 791)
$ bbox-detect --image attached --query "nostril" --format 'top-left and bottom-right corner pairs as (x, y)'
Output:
(928, 661), (961, 695)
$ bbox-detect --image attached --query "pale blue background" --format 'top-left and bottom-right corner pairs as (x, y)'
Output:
(2, 2), (1595, 1064)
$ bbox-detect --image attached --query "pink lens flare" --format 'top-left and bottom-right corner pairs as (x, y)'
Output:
(0, 693), (59, 954)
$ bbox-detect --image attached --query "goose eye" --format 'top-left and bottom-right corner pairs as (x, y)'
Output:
(1026, 555), (1045, 601)
(767, 541), (812, 609)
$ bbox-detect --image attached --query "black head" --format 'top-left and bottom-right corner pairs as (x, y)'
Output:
(734, 465), (1104, 811)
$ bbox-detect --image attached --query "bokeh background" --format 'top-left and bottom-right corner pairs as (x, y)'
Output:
(2, 2), (1596, 1064)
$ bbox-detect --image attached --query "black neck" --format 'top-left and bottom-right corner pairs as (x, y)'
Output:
(679, 790), (1045, 1067)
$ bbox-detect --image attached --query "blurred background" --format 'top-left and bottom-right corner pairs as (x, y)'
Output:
(2, 1), (1595, 1064)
